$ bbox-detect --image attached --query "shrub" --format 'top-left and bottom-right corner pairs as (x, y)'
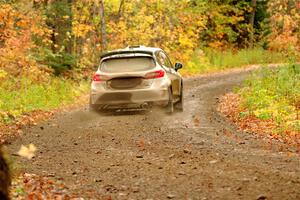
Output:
(32, 48), (77, 75)
(182, 48), (289, 76)
(239, 64), (300, 132)
(0, 76), (89, 123)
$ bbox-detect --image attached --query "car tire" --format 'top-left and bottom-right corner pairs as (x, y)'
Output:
(89, 97), (98, 112)
(166, 87), (174, 114)
(89, 104), (98, 112)
(175, 85), (183, 112)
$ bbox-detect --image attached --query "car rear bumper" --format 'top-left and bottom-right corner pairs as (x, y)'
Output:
(90, 88), (169, 106)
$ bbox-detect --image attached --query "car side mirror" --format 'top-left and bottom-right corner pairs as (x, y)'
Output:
(175, 62), (183, 71)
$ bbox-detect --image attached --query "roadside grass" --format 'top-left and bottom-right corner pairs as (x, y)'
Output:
(238, 64), (300, 134)
(205, 48), (287, 69)
(182, 48), (289, 75)
(0, 77), (89, 123)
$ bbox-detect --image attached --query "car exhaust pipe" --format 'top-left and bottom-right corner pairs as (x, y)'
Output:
(141, 103), (148, 109)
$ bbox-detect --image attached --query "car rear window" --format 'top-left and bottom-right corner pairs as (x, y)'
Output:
(100, 57), (155, 73)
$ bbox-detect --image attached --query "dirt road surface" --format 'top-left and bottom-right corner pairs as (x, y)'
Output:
(8, 70), (300, 200)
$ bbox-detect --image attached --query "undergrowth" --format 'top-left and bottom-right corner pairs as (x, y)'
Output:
(0, 77), (89, 123)
(238, 64), (300, 133)
(182, 48), (289, 75)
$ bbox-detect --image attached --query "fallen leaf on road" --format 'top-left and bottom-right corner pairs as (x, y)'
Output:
(17, 144), (37, 160)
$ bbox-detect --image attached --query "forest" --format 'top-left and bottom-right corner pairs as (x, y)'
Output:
(0, 0), (299, 137)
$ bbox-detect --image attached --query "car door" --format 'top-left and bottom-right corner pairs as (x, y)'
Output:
(157, 51), (181, 99)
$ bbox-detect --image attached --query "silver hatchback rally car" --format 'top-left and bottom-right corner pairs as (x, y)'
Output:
(89, 46), (183, 113)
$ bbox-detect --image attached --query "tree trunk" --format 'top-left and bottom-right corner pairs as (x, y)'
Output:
(0, 148), (11, 200)
(100, 0), (107, 51)
(66, 0), (73, 54)
(249, 0), (257, 48)
(118, 0), (125, 18)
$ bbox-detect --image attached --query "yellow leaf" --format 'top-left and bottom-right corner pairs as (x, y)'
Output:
(17, 144), (37, 160)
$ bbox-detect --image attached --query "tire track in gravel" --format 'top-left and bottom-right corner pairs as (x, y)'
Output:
(8, 69), (300, 200)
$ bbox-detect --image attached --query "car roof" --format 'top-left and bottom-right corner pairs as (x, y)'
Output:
(100, 46), (162, 60)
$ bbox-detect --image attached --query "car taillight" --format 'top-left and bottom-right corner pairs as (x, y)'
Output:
(92, 74), (108, 82)
(92, 74), (101, 81)
(144, 70), (165, 79)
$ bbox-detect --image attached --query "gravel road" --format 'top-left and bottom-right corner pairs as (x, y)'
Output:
(8, 70), (300, 200)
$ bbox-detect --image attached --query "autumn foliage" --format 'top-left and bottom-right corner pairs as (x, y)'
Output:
(268, 0), (300, 52)
(0, 4), (46, 79)
(0, 0), (297, 74)
(218, 65), (300, 148)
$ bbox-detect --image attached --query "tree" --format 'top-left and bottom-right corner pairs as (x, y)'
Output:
(250, 0), (257, 48)
(267, 0), (300, 52)
(118, 0), (125, 18)
(99, 0), (106, 51)
(203, 0), (252, 48)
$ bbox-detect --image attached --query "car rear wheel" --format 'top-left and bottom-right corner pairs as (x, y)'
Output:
(175, 85), (183, 112)
(89, 97), (98, 112)
(89, 104), (98, 112)
(166, 87), (174, 114)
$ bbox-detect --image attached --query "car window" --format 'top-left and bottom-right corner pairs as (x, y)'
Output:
(155, 52), (164, 67)
(101, 57), (155, 73)
(159, 52), (173, 68)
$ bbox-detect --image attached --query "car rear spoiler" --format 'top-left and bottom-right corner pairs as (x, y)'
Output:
(100, 50), (154, 59)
